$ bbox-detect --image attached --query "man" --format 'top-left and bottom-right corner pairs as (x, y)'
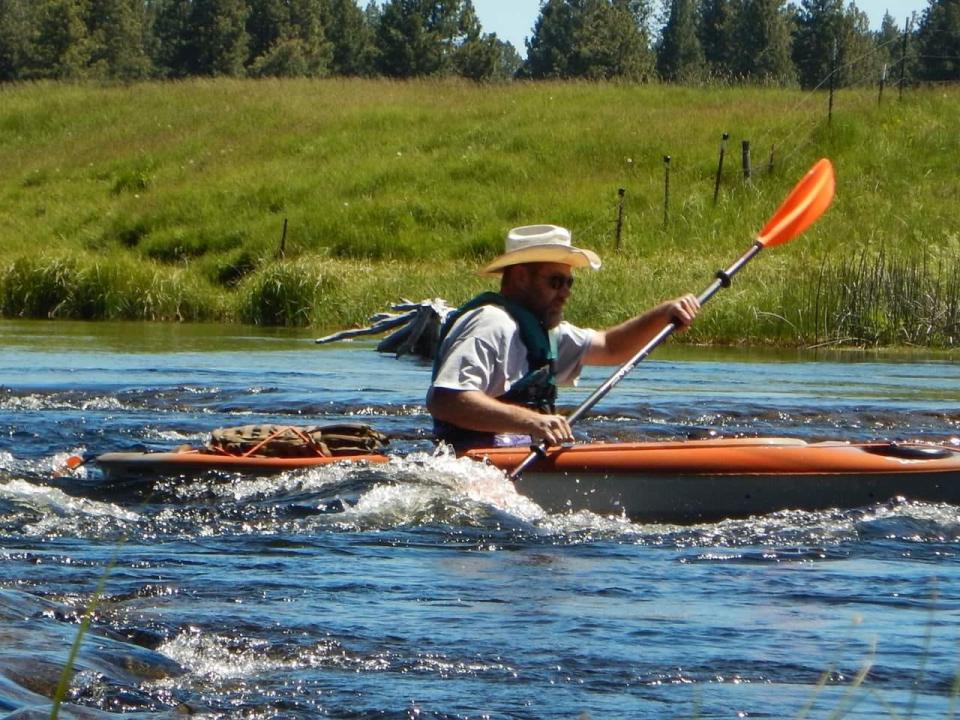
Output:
(427, 224), (700, 450)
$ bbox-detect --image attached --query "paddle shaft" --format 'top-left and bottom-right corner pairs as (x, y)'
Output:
(507, 241), (764, 480)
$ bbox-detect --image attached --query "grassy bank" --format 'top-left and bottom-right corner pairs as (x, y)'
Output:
(1, 79), (957, 346)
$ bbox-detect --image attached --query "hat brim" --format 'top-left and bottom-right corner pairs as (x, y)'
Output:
(479, 244), (602, 276)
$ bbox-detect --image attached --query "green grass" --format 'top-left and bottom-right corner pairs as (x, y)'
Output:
(1, 78), (958, 345)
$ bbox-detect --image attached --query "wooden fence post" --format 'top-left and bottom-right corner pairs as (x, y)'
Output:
(663, 156), (671, 227)
(615, 187), (626, 251)
(828, 38), (837, 124)
(277, 218), (288, 259)
(741, 140), (751, 181)
(878, 63), (887, 105)
(713, 132), (729, 205)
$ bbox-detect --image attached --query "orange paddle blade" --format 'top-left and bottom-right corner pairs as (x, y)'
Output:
(757, 158), (835, 247)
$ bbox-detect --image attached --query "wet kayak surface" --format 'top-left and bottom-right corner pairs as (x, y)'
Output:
(1, 319), (959, 719)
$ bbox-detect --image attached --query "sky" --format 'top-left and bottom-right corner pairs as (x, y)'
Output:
(472, 0), (930, 55)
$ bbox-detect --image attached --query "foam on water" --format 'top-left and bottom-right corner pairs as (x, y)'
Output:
(0, 479), (140, 525)
(158, 630), (281, 681)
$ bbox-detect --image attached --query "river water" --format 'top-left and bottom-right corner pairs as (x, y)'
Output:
(1, 319), (959, 719)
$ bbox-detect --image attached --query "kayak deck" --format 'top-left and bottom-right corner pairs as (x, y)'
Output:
(464, 437), (960, 475)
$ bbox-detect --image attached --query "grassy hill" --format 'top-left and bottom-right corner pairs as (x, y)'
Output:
(1, 78), (957, 346)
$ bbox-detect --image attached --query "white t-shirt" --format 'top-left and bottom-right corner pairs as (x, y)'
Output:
(430, 304), (595, 397)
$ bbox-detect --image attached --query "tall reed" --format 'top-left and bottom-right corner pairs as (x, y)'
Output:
(780, 245), (960, 347)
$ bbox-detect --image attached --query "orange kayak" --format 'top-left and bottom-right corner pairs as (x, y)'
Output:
(93, 437), (960, 523)
(465, 438), (960, 522)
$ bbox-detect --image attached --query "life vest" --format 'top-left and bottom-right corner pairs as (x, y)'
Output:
(431, 292), (558, 449)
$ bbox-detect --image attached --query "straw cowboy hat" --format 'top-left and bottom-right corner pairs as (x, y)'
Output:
(480, 225), (602, 276)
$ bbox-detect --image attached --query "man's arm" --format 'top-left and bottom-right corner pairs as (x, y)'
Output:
(427, 387), (574, 445)
(583, 294), (700, 366)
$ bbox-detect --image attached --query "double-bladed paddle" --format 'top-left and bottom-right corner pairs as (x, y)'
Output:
(507, 157), (837, 480)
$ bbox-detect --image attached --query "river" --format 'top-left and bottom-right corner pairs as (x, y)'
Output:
(1, 319), (959, 719)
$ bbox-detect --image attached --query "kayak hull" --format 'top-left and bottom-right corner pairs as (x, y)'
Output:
(511, 468), (960, 523)
(90, 438), (960, 522)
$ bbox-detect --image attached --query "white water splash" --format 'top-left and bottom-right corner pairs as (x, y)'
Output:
(0, 478), (140, 532)
(192, 459), (364, 503)
(158, 630), (279, 681)
(190, 449), (547, 524)
(0, 393), (126, 411)
(151, 428), (206, 443)
(81, 396), (125, 411)
(338, 450), (549, 526)
(0, 450), (16, 471)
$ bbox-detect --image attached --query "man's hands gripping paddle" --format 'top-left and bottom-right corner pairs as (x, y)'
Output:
(507, 158), (837, 480)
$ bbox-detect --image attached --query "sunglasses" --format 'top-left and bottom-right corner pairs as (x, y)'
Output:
(542, 274), (575, 291)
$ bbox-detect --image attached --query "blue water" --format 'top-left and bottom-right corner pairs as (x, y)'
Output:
(1, 320), (959, 719)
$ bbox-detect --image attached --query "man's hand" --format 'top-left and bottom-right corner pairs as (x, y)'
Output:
(428, 388), (574, 445)
(665, 293), (700, 331)
(522, 412), (574, 446)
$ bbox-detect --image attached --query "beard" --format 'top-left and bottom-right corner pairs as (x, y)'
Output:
(542, 306), (564, 329)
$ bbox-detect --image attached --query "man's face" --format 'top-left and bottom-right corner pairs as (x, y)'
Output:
(508, 262), (575, 329)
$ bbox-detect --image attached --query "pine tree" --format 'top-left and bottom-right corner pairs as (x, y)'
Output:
(445, 1), (497, 80)
(917, 0), (960, 80)
(524, 0), (653, 79)
(375, 0), (423, 76)
(453, 32), (502, 80)
(325, 0), (377, 75)
(874, 12), (917, 86)
(497, 38), (522, 77)
(282, 0), (332, 76)
(731, 0), (795, 83)
(247, 0), (290, 63)
(791, 0), (845, 88)
(151, 0), (192, 77)
(247, 0), (331, 77)
(575, 0), (653, 79)
(0, 0), (34, 81)
(88, 0), (152, 79)
(32, 0), (93, 79)
(657, 0), (705, 81)
(524, 0), (576, 78)
(838, 3), (879, 85)
(189, 0), (250, 76)
(699, 0), (736, 77)
(375, 0), (473, 77)
(875, 10), (901, 72)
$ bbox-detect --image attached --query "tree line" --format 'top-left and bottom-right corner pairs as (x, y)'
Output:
(0, 0), (957, 86)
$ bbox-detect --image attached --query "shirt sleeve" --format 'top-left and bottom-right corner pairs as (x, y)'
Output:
(555, 322), (595, 386)
(431, 307), (513, 396)
(431, 307), (594, 393)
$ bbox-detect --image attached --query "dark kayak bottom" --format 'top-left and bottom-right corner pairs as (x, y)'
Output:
(511, 469), (960, 524)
